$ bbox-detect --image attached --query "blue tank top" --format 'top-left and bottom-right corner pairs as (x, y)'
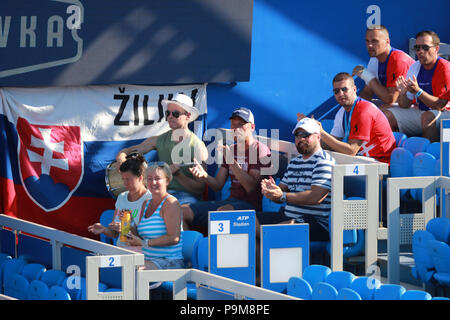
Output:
(137, 195), (183, 260)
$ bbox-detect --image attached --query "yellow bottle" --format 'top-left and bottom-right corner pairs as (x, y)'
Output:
(120, 210), (131, 242)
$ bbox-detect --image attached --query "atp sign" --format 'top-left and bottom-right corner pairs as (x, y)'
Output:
(0, 0), (83, 79)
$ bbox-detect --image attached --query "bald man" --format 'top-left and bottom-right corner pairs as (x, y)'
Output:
(352, 25), (414, 109)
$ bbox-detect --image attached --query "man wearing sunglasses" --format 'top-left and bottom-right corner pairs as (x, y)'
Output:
(318, 72), (396, 164)
(256, 118), (335, 242)
(181, 107), (271, 232)
(352, 25), (414, 109)
(384, 30), (450, 142)
(116, 93), (208, 204)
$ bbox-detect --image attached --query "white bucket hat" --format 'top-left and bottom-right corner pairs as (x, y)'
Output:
(161, 93), (199, 122)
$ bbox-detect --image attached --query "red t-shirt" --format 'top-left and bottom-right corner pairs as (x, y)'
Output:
(348, 98), (396, 163)
(367, 48), (414, 88)
(221, 139), (271, 210)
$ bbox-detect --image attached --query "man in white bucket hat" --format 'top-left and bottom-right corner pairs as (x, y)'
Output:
(116, 93), (208, 204)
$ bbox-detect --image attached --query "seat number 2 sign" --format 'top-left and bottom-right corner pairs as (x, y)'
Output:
(100, 255), (122, 268)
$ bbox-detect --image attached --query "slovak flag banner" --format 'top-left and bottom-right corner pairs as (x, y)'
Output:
(0, 84), (207, 237)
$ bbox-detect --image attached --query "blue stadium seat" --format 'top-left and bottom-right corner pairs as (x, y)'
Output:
(311, 282), (338, 300)
(1, 258), (27, 295)
(349, 276), (380, 300)
(159, 230), (203, 299)
(389, 147), (414, 199)
(337, 287), (362, 300)
(63, 275), (108, 300)
(434, 158), (440, 176)
(196, 236), (209, 272)
(325, 271), (355, 291)
(40, 269), (67, 287)
(99, 209), (117, 245)
(373, 284), (406, 300)
(393, 132), (407, 147)
(20, 263), (46, 283)
(287, 276), (312, 300)
(27, 280), (49, 300)
(426, 217), (450, 244)
(302, 265), (331, 288)
(426, 142), (440, 159)
(411, 230), (436, 284)
(0, 253), (11, 266)
(428, 240), (450, 287)
(181, 230), (204, 268)
(400, 290), (432, 300)
(48, 285), (71, 300)
(403, 136), (430, 156)
(411, 152), (437, 201)
(0, 253), (12, 293)
(431, 296), (450, 300)
(6, 273), (29, 299)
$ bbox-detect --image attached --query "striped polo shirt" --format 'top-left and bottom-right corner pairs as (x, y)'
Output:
(138, 195), (183, 260)
(280, 149), (335, 220)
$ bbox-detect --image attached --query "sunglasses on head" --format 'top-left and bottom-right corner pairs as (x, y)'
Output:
(165, 110), (188, 118)
(333, 87), (349, 94)
(149, 161), (166, 167)
(294, 131), (312, 139)
(413, 44), (435, 52)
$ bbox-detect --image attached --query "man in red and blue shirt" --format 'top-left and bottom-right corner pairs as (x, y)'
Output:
(384, 30), (450, 142)
(353, 25), (414, 109)
(320, 72), (396, 164)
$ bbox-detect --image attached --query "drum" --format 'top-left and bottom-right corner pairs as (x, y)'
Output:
(105, 161), (126, 198)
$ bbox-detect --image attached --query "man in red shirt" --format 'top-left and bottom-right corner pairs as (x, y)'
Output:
(320, 72), (396, 164)
(352, 25), (414, 109)
(384, 30), (450, 142)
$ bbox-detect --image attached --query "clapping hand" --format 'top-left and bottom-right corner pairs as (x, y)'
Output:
(189, 158), (208, 179)
(261, 176), (282, 201)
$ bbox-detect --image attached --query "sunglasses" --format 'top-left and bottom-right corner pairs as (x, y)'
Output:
(165, 110), (188, 118)
(294, 131), (312, 139)
(413, 44), (435, 52)
(333, 87), (349, 94)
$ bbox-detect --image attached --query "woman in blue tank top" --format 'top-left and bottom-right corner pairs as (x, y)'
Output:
(126, 162), (184, 270)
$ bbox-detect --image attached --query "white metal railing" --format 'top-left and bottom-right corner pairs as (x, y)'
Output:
(136, 268), (298, 300)
(0, 214), (144, 300)
(386, 176), (450, 284)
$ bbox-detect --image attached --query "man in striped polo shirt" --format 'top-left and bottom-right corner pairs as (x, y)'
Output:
(256, 118), (335, 241)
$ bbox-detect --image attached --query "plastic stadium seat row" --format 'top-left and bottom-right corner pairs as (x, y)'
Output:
(0, 257), (114, 300)
(412, 217), (450, 291)
(287, 264), (447, 300)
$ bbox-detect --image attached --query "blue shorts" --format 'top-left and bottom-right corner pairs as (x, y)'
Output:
(189, 197), (255, 228)
(168, 189), (200, 205)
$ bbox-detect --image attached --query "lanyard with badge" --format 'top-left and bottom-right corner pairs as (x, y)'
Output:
(343, 99), (357, 143)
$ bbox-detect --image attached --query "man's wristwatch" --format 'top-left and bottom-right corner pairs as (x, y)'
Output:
(279, 192), (287, 203)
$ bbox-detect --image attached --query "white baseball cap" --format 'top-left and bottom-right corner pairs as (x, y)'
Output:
(292, 117), (320, 135)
